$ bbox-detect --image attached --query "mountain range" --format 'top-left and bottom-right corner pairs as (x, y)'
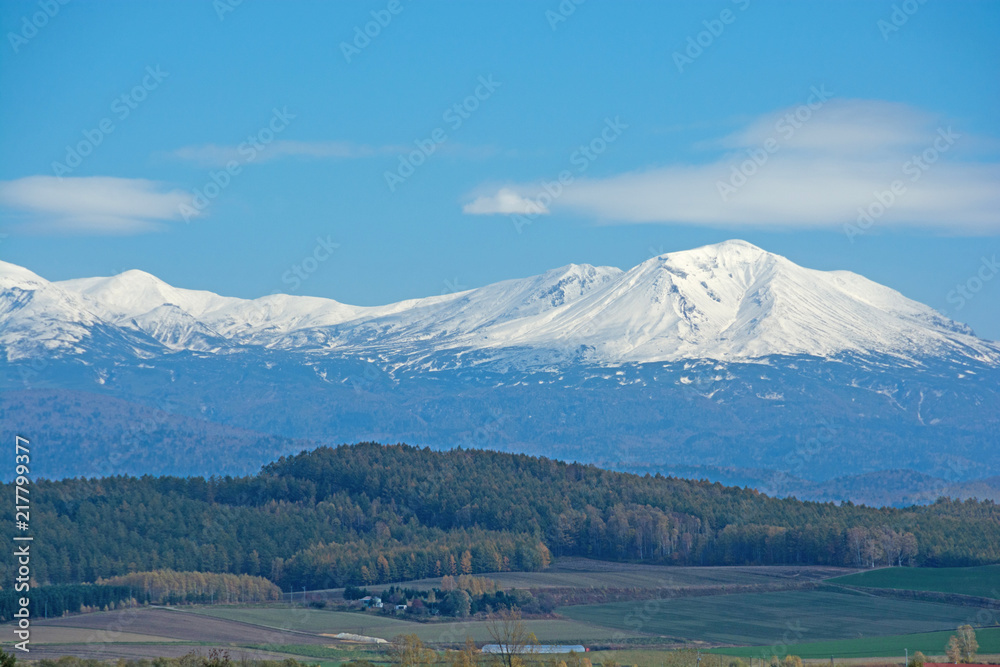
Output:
(2, 240), (998, 504)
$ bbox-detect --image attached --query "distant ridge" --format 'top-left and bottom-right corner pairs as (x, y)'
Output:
(2, 242), (998, 494)
(2, 240), (996, 366)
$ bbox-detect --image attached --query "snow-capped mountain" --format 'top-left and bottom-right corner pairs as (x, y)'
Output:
(2, 240), (999, 492)
(2, 240), (996, 367)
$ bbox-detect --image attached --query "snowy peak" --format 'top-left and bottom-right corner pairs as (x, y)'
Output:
(661, 238), (768, 261)
(0, 263), (153, 362)
(57, 270), (371, 347)
(59, 270), (236, 321)
(648, 240), (782, 295)
(2, 241), (997, 366)
(471, 240), (997, 363)
(0, 260), (49, 290)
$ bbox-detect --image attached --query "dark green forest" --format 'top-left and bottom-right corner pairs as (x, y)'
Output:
(0, 584), (134, 622)
(4, 443), (999, 590)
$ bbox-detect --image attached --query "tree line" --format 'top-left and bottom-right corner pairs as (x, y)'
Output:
(0, 583), (134, 622)
(98, 570), (281, 604)
(0, 570), (280, 622)
(1, 443), (998, 590)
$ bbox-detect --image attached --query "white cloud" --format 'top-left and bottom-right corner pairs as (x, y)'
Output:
(716, 99), (934, 155)
(467, 99), (1000, 233)
(463, 188), (550, 215)
(0, 176), (197, 235)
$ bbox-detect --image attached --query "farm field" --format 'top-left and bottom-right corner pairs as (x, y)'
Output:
(188, 606), (417, 636)
(828, 565), (1000, 599)
(36, 608), (333, 645)
(190, 605), (643, 643)
(15, 565), (1000, 663)
(558, 589), (984, 645)
(705, 626), (1000, 659)
(353, 559), (854, 593)
(21, 644), (307, 663)
(363, 617), (640, 644)
(29, 626), (184, 644)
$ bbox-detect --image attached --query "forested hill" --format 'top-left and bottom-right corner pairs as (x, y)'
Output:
(7, 443), (1000, 591)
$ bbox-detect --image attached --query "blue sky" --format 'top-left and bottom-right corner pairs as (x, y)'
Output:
(2, 0), (999, 338)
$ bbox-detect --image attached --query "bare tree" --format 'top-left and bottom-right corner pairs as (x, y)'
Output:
(486, 609), (538, 667)
(390, 634), (434, 667)
(846, 527), (866, 567)
(900, 532), (918, 566)
(879, 526), (902, 567)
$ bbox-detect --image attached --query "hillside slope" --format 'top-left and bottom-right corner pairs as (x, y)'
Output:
(2, 443), (998, 592)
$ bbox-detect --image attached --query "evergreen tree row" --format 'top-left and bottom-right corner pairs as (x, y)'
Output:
(2, 443), (997, 590)
(0, 584), (135, 622)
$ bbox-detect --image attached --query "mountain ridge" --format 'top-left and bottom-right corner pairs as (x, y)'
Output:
(2, 240), (996, 367)
(3, 241), (998, 495)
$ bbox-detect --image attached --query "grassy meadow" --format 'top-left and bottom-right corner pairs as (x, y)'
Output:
(827, 565), (1000, 599)
(558, 588), (986, 645)
(705, 626), (1000, 659)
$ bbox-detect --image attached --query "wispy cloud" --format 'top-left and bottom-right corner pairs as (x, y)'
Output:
(0, 176), (197, 235)
(171, 140), (517, 168)
(713, 99), (934, 155)
(463, 188), (550, 215)
(466, 99), (1000, 233)
(171, 140), (402, 167)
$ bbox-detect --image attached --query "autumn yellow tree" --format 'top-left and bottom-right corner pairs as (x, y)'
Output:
(537, 542), (552, 569)
(451, 638), (479, 667)
(377, 554), (392, 581)
(390, 634), (434, 667)
(456, 575), (499, 595)
(946, 625), (978, 664)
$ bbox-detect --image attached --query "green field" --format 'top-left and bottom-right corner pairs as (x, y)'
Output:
(190, 606), (414, 635)
(355, 559), (852, 593)
(249, 644), (380, 661)
(706, 626), (1000, 659)
(828, 565), (1000, 599)
(190, 606), (640, 643)
(558, 589), (984, 645)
